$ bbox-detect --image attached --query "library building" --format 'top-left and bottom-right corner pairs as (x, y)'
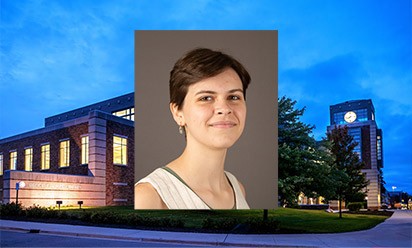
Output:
(0, 93), (134, 207)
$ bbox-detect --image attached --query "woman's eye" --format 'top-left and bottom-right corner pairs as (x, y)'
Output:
(229, 95), (241, 100)
(200, 96), (212, 101)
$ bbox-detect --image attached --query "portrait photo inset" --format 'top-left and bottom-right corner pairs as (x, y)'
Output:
(134, 31), (278, 209)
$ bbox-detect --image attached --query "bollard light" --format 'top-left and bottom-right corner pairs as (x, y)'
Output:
(56, 200), (62, 210)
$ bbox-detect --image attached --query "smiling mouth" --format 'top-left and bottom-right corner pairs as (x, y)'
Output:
(209, 121), (237, 128)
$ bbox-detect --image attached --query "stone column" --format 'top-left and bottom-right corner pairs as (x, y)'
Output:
(88, 111), (107, 205)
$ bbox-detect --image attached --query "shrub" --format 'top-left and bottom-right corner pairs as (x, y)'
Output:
(25, 205), (59, 219)
(168, 218), (185, 229)
(248, 217), (280, 233)
(120, 213), (184, 229)
(90, 211), (119, 224)
(79, 211), (92, 222)
(202, 216), (280, 233)
(347, 202), (364, 211)
(202, 217), (238, 231)
(58, 210), (69, 219)
(0, 202), (24, 217)
(124, 213), (144, 226)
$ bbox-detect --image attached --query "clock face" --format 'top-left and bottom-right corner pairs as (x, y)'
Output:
(344, 111), (357, 123)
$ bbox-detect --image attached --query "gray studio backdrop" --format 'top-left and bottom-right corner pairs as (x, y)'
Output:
(134, 30), (278, 209)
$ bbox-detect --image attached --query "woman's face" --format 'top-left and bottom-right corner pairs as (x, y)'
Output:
(173, 68), (247, 150)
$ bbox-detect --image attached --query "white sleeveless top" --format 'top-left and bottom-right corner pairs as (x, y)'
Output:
(135, 168), (250, 209)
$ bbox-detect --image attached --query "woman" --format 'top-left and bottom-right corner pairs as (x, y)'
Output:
(134, 48), (251, 209)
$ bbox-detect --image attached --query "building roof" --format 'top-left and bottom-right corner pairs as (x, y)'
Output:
(45, 92), (134, 126)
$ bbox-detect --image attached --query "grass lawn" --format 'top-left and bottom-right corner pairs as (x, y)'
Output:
(62, 206), (391, 234)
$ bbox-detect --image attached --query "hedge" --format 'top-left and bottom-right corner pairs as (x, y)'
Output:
(347, 202), (364, 211)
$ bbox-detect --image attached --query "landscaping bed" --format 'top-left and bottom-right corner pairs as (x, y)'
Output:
(0, 203), (391, 234)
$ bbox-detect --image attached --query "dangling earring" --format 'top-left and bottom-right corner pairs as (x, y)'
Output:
(179, 126), (184, 135)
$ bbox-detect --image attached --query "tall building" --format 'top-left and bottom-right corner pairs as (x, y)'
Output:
(327, 99), (383, 210)
(0, 93), (134, 207)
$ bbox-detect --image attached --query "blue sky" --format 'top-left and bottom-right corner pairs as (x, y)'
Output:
(1, 0), (411, 194)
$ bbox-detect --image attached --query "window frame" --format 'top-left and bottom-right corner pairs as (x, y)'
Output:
(24, 147), (33, 171)
(41, 143), (50, 170)
(9, 150), (17, 170)
(59, 139), (70, 168)
(113, 135), (128, 165)
(81, 135), (89, 165)
(0, 153), (3, 176)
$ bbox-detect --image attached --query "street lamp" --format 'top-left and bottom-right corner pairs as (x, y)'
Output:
(392, 186), (397, 192)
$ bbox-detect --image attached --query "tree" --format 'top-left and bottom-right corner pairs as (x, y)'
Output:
(326, 125), (369, 218)
(278, 96), (333, 206)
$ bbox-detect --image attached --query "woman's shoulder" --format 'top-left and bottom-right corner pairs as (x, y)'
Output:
(224, 170), (247, 198)
(134, 168), (168, 209)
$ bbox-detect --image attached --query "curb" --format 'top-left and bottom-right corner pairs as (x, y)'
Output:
(0, 225), (289, 247)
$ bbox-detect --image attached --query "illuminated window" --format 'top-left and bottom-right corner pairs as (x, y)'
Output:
(377, 136), (382, 160)
(112, 107), (134, 121)
(356, 109), (368, 122)
(25, 147), (33, 171)
(113, 135), (127, 165)
(59, 140), (70, 167)
(41, 144), (50, 170)
(81, 135), (89, 164)
(333, 112), (345, 124)
(0, 154), (3, 176)
(10, 151), (17, 170)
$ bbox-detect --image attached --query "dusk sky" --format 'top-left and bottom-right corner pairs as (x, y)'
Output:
(1, 1), (411, 194)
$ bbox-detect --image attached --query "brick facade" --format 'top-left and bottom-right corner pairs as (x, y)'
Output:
(105, 120), (134, 205)
(0, 93), (134, 207)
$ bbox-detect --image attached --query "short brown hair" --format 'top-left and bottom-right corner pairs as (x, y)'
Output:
(170, 48), (251, 109)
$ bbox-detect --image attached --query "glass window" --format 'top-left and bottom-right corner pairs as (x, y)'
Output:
(25, 148), (33, 171)
(377, 136), (382, 160)
(348, 128), (362, 160)
(356, 109), (368, 122)
(81, 135), (89, 164)
(10, 151), (17, 170)
(0, 154), (3, 176)
(333, 112), (345, 125)
(112, 107), (134, 121)
(41, 144), (50, 170)
(59, 140), (70, 167)
(113, 135), (127, 165)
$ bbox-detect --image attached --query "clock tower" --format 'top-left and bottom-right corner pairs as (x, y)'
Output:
(327, 99), (383, 210)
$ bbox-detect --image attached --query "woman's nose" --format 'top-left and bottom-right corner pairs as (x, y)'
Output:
(215, 101), (232, 115)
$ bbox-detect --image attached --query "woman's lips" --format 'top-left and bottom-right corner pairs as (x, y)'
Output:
(209, 121), (237, 128)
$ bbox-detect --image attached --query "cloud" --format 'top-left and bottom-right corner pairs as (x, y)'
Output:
(280, 53), (369, 104)
(1, 1), (132, 95)
(0, 0), (135, 138)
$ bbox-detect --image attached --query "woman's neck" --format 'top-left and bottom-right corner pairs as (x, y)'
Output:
(168, 142), (229, 192)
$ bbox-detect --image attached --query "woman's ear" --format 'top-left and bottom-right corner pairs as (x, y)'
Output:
(170, 103), (185, 126)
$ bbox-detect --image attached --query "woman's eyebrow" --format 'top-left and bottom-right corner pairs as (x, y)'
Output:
(195, 90), (216, 96)
(228, 88), (244, 94)
(195, 89), (243, 96)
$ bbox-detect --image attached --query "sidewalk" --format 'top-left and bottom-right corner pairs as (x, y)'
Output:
(1, 210), (411, 247)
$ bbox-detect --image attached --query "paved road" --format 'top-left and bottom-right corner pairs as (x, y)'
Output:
(0, 230), (203, 247)
(1, 210), (411, 247)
